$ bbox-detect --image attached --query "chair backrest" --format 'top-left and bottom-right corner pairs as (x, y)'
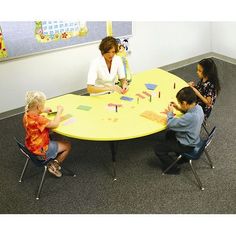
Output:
(14, 137), (47, 167)
(205, 126), (216, 148)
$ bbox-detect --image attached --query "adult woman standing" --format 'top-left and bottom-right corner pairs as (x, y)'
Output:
(87, 36), (128, 95)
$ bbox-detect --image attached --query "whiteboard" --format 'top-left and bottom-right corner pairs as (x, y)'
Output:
(0, 21), (132, 61)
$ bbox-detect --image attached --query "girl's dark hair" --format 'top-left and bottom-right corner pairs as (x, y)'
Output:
(198, 58), (221, 95)
(176, 87), (197, 104)
(99, 36), (118, 55)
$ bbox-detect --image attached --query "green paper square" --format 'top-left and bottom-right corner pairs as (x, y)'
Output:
(77, 105), (92, 111)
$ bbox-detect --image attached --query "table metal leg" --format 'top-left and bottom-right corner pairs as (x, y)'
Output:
(109, 141), (118, 181)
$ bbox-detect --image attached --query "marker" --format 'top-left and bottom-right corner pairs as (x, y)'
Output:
(158, 91), (161, 98)
(48, 111), (57, 115)
(174, 82), (176, 89)
(149, 95), (152, 102)
(115, 105), (118, 113)
(137, 97), (139, 104)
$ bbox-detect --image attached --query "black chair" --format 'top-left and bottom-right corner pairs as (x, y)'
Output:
(162, 127), (216, 190)
(15, 137), (76, 200)
(202, 119), (210, 136)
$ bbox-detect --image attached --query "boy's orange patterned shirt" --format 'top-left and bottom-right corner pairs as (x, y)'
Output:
(23, 113), (50, 156)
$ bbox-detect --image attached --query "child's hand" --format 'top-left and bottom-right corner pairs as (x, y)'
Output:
(188, 81), (195, 87)
(44, 107), (52, 113)
(170, 101), (178, 110)
(57, 105), (64, 114)
(167, 103), (174, 113)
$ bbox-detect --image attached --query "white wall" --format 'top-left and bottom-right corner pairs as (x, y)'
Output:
(0, 43), (100, 113)
(0, 22), (212, 113)
(212, 22), (236, 59)
(129, 22), (211, 72)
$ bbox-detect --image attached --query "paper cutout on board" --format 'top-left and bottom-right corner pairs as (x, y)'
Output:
(116, 38), (132, 84)
(0, 26), (8, 58)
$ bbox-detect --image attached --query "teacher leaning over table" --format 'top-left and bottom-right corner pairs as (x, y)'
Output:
(87, 36), (128, 96)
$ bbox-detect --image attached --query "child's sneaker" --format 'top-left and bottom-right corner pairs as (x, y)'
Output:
(53, 160), (61, 170)
(47, 163), (62, 178)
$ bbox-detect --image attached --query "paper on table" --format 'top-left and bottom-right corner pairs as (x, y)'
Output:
(120, 96), (134, 101)
(77, 105), (92, 111)
(62, 117), (77, 126)
(136, 93), (145, 99)
(143, 91), (151, 97)
(140, 110), (167, 124)
(108, 103), (122, 107)
(145, 83), (157, 90)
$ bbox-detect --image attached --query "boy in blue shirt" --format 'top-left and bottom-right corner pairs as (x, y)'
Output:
(154, 87), (204, 174)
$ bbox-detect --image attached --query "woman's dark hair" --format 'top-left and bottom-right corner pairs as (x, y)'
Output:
(176, 87), (197, 105)
(198, 58), (221, 95)
(99, 36), (118, 55)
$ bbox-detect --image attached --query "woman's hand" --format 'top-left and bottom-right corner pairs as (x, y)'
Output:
(112, 85), (123, 94)
(121, 84), (129, 94)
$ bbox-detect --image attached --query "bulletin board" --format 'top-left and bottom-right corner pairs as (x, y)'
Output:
(0, 21), (132, 61)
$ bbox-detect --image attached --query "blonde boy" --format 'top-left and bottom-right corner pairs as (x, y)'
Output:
(23, 91), (71, 177)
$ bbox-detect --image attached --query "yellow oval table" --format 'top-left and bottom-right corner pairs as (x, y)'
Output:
(46, 68), (188, 180)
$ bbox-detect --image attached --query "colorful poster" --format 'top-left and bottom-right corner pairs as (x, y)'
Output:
(0, 21), (131, 61)
(35, 21), (88, 43)
(0, 25), (7, 58)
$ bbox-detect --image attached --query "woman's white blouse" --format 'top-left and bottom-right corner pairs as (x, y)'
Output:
(87, 55), (125, 87)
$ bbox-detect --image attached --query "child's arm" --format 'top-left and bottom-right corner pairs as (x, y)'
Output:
(167, 105), (192, 131)
(46, 105), (64, 129)
(167, 112), (193, 132)
(189, 85), (212, 107)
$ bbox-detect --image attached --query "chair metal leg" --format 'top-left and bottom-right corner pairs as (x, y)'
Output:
(162, 155), (182, 175)
(19, 158), (30, 183)
(189, 160), (204, 191)
(204, 150), (214, 169)
(36, 166), (47, 200)
(202, 123), (210, 136)
(61, 166), (76, 177)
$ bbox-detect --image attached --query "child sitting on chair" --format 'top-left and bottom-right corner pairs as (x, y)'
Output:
(154, 87), (204, 174)
(23, 91), (71, 178)
(188, 58), (221, 120)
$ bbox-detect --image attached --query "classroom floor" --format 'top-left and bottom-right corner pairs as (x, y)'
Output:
(0, 58), (235, 214)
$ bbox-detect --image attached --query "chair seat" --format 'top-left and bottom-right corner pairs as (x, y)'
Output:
(182, 140), (206, 160)
(15, 137), (76, 200)
(162, 127), (216, 190)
